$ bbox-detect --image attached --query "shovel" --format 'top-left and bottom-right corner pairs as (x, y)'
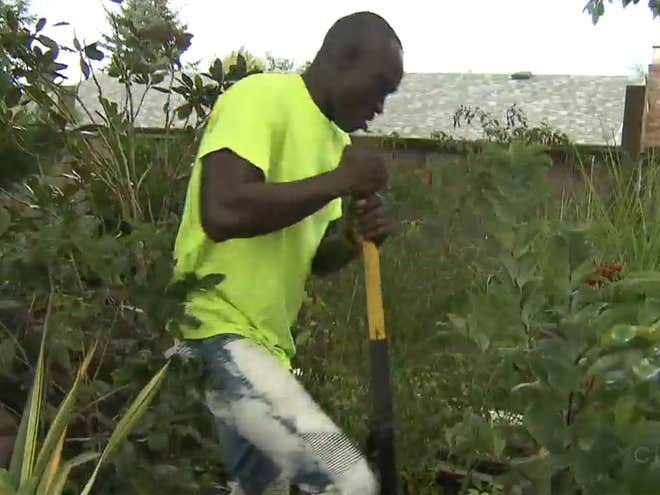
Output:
(362, 241), (399, 495)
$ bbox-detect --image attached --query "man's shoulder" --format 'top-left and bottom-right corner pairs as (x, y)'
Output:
(223, 72), (300, 100)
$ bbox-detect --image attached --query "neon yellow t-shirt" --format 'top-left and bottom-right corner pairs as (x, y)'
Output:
(172, 73), (351, 368)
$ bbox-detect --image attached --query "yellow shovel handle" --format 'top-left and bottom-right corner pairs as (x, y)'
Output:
(362, 241), (387, 341)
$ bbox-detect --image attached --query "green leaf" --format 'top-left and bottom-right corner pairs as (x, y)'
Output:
(37, 35), (58, 51)
(501, 253), (518, 285)
(638, 298), (660, 325)
(447, 313), (466, 333)
(571, 258), (598, 289)
(150, 72), (165, 85)
(5, 10), (17, 30)
(521, 284), (544, 326)
(180, 73), (193, 88)
(524, 402), (567, 453)
(8, 399), (27, 487)
(0, 469), (15, 494)
(147, 431), (168, 452)
(493, 429), (506, 457)
(516, 251), (539, 289)
(16, 326), (47, 483)
(493, 228), (515, 251)
(73, 37), (81, 52)
(564, 228), (592, 272)
(4, 87), (21, 108)
(36, 18), (46, 32)
(601, 323), (660, 351)
(474, 331), (490, 352)
(603, 324), (639, 346)
(33, 346), (96, 484)
(36, 427), (65, 495)
(632, 358), (660, 381)
(175, 103), (193, 120)
(46, 452), (99, 495)
(174, 32), (193, 51)
(80, 58), (90, 80)
(0, 339), (16, 374)
(616, 272), (660, 298)
(235, 53), (247, 77)
(614, 395), (637, 429)
(0, 208), (10, 237)
(83, 43), (104, 61)
(545, 356), (580, 395)
(208, 58), (224, 83)
(196, 273), (225, 291)
(15, 476), (37, 495)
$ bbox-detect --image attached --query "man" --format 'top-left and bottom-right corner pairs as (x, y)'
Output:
(171, 11), (404, 495)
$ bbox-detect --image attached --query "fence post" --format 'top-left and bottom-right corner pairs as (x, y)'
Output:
(621, 85), (646, 160)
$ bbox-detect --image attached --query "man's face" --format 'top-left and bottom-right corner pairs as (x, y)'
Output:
(331, 39), (403, 133)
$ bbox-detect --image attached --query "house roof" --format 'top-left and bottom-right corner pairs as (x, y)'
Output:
(72, 71), (635, 145)
(360, 72), (633, 145)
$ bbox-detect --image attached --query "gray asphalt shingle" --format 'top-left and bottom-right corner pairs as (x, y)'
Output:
(360, 72), (633, 145)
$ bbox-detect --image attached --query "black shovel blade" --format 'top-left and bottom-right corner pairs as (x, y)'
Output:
(367, 338), (399, 495)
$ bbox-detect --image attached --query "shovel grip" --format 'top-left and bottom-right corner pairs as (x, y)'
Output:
(362, 241), (387, 341)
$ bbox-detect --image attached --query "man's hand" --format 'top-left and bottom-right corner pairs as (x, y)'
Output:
(333, 146), (388, 198)
(311, 194), (390, 277)
(348, 193), (390, 246)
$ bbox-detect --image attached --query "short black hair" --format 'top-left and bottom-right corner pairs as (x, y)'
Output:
(317, 11), (402, 61)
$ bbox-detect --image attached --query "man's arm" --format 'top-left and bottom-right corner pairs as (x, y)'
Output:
(200, 149), (346, 242)
(200, 146), (388, 243)
(311, 220), (361, 277)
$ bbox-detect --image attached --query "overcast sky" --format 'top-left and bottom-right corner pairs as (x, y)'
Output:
(28, 0), (660, 82)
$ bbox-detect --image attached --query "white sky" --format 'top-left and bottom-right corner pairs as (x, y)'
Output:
(28, 0), (660, 83)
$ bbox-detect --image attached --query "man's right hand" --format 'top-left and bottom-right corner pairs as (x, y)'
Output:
(333, 146), (388, 198)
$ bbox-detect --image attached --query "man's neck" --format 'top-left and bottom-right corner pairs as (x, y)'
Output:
(301, 63), (334, 123)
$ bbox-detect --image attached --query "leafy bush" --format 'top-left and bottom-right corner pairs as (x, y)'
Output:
(444, 144), (660, 494)
(0, 4), (231, 493)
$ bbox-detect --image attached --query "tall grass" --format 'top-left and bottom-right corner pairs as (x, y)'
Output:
(564, 148), (660, 272)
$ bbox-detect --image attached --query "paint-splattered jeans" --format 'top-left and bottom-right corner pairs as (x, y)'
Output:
(167, 334), (378, 495)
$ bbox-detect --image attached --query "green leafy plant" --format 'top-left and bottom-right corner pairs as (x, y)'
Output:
(451, 104), (570, 147)
(584, 0), (660, 23)
(103, 0), (192, 83)
(567, 150), (660, 273)
(446, 143), (660, 494)
(0, 293), (169, 495)
(0, 153), (225, 493)
(0, 4), (237, 492)
(0, 3), (68, 186)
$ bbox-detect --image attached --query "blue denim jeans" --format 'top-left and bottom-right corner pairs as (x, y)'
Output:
(167, 334), (377, 495)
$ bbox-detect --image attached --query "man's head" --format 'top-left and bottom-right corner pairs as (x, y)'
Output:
(309, 11), (404, 133)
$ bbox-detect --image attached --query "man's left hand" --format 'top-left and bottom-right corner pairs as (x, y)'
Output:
(349, 194), (390, 246)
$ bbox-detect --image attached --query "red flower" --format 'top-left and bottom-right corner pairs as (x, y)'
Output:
(586, 260), (623, 287)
